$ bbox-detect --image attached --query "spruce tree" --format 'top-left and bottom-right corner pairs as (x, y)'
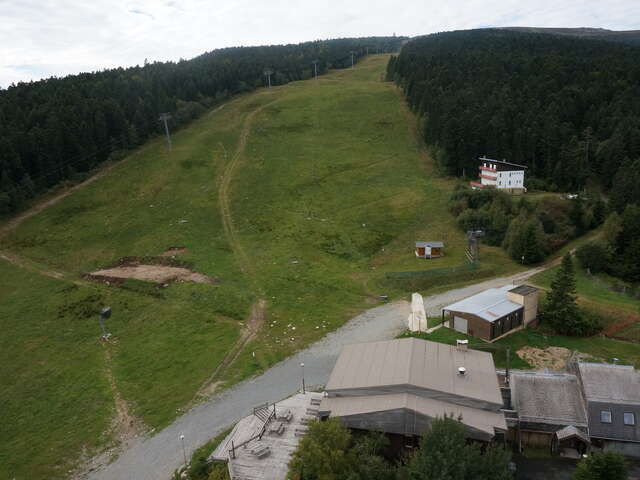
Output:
(544, 253), (582, 334)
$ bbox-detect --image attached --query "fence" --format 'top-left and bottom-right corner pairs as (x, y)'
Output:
(385, 262), (479, 280)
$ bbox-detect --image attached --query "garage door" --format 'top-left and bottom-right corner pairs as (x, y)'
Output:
(453, 316), (468, 334)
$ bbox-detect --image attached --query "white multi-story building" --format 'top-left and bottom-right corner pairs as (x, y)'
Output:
(470, 156), (526, 194)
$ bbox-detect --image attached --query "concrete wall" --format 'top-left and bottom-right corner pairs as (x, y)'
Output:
(508, 290), (539, 325)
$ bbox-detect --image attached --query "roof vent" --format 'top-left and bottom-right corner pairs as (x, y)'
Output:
(456, 339), (468, 351)
(458, 367), (466, 376)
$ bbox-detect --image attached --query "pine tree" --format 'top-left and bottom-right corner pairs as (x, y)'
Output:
(544, 254), (582, 335)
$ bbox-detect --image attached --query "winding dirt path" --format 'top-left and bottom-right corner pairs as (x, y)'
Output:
(196, 299), (267, 398)
(197, 101), (275, 395)
(217, 103), (269, 287)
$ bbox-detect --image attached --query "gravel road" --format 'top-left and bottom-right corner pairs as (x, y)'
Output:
(88, 266), (545, 480)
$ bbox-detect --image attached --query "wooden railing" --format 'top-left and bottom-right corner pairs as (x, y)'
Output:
(228, 403), (276, 459)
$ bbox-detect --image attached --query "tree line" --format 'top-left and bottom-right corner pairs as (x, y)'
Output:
(449, 186), (605, 264)
(0, 36), (404, 214)
(387, 29), (640, 199)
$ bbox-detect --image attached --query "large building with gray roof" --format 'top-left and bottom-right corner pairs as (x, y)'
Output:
(318, 338), (507, 442)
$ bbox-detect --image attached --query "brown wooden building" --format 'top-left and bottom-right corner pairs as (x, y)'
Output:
(415, 241), (444, 259)
(442, 285), (538, 341)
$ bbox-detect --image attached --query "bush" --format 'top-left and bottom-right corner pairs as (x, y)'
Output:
(575, 243), (611, 274)
(574, 451), (627, 480)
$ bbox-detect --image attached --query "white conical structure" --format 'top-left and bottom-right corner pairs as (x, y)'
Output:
(407, 292), (427, 332)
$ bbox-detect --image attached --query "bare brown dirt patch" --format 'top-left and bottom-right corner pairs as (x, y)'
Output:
(90, 264), (214, 284)
(517, 346), (596, 370)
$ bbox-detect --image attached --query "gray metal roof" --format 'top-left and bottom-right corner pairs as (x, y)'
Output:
(324, 338), (503, 408)
(578, 363), (640, 404)
(319, 392), (506, 438)
(443, 285), (522, 322)
(509, 285), (538, 296)
(415, 241), (444, 248)
(511, 372), (587, 427)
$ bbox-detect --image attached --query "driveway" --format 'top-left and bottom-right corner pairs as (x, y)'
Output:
(87, 266), (545, 479)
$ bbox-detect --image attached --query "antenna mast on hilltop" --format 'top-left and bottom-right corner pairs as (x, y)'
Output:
(159, 113), (172, 151)
(264, 68), (274, 89)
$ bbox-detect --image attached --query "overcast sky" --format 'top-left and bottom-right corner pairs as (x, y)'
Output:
(1, 0), (637, 88)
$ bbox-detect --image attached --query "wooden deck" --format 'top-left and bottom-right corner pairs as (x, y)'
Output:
(211, 392), (323, 480)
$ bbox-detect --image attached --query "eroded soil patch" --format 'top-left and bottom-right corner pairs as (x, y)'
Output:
(86, 256), (216, 285)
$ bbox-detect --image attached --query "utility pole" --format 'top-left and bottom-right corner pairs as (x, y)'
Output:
(350, 51), (355, 69)
(179, 434), (187, 467)
(311, 59), (319, 79)
(263, 68), (274, 89)
(159, 113), (172, 151)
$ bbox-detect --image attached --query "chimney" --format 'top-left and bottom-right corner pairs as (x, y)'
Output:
(458, 367), (467, 376)
(456, 339), (469, 351)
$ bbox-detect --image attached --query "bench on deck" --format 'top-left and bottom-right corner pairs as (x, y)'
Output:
(250, 443), (271, 458)
(268, 421), (286, 436)
(277, 409), (293, 423)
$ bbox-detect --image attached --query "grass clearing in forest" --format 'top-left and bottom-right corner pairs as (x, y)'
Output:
(0, 55), (524, 478)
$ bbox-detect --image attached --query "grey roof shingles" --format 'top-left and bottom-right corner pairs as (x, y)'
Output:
(511, 372), (587, 426)
(578, 363), (640, 404)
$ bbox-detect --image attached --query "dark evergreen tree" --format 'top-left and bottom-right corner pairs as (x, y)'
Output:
(544, 254), (584, 335)
(390, 29), (640, 194)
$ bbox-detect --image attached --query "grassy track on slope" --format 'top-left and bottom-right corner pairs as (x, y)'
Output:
(0, 55), (523, 478)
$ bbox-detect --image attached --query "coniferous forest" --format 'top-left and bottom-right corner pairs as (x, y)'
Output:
(389, 29), (640, 278)
(388, 29), (640, 200)
(0, 36), (404, 214)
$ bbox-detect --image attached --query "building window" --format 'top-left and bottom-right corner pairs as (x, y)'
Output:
(624, 412), (635, 426)
(601, 411), (612, 423)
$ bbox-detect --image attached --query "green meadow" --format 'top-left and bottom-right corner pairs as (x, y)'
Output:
(0, 55), (525, 478)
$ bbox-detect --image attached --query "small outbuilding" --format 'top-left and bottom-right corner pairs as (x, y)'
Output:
(415, 241), (444, 259)
(442, 284), (538, 341)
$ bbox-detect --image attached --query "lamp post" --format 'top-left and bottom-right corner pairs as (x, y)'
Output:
(300, 362), (306, 394)
(180, 434), (187, 467)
